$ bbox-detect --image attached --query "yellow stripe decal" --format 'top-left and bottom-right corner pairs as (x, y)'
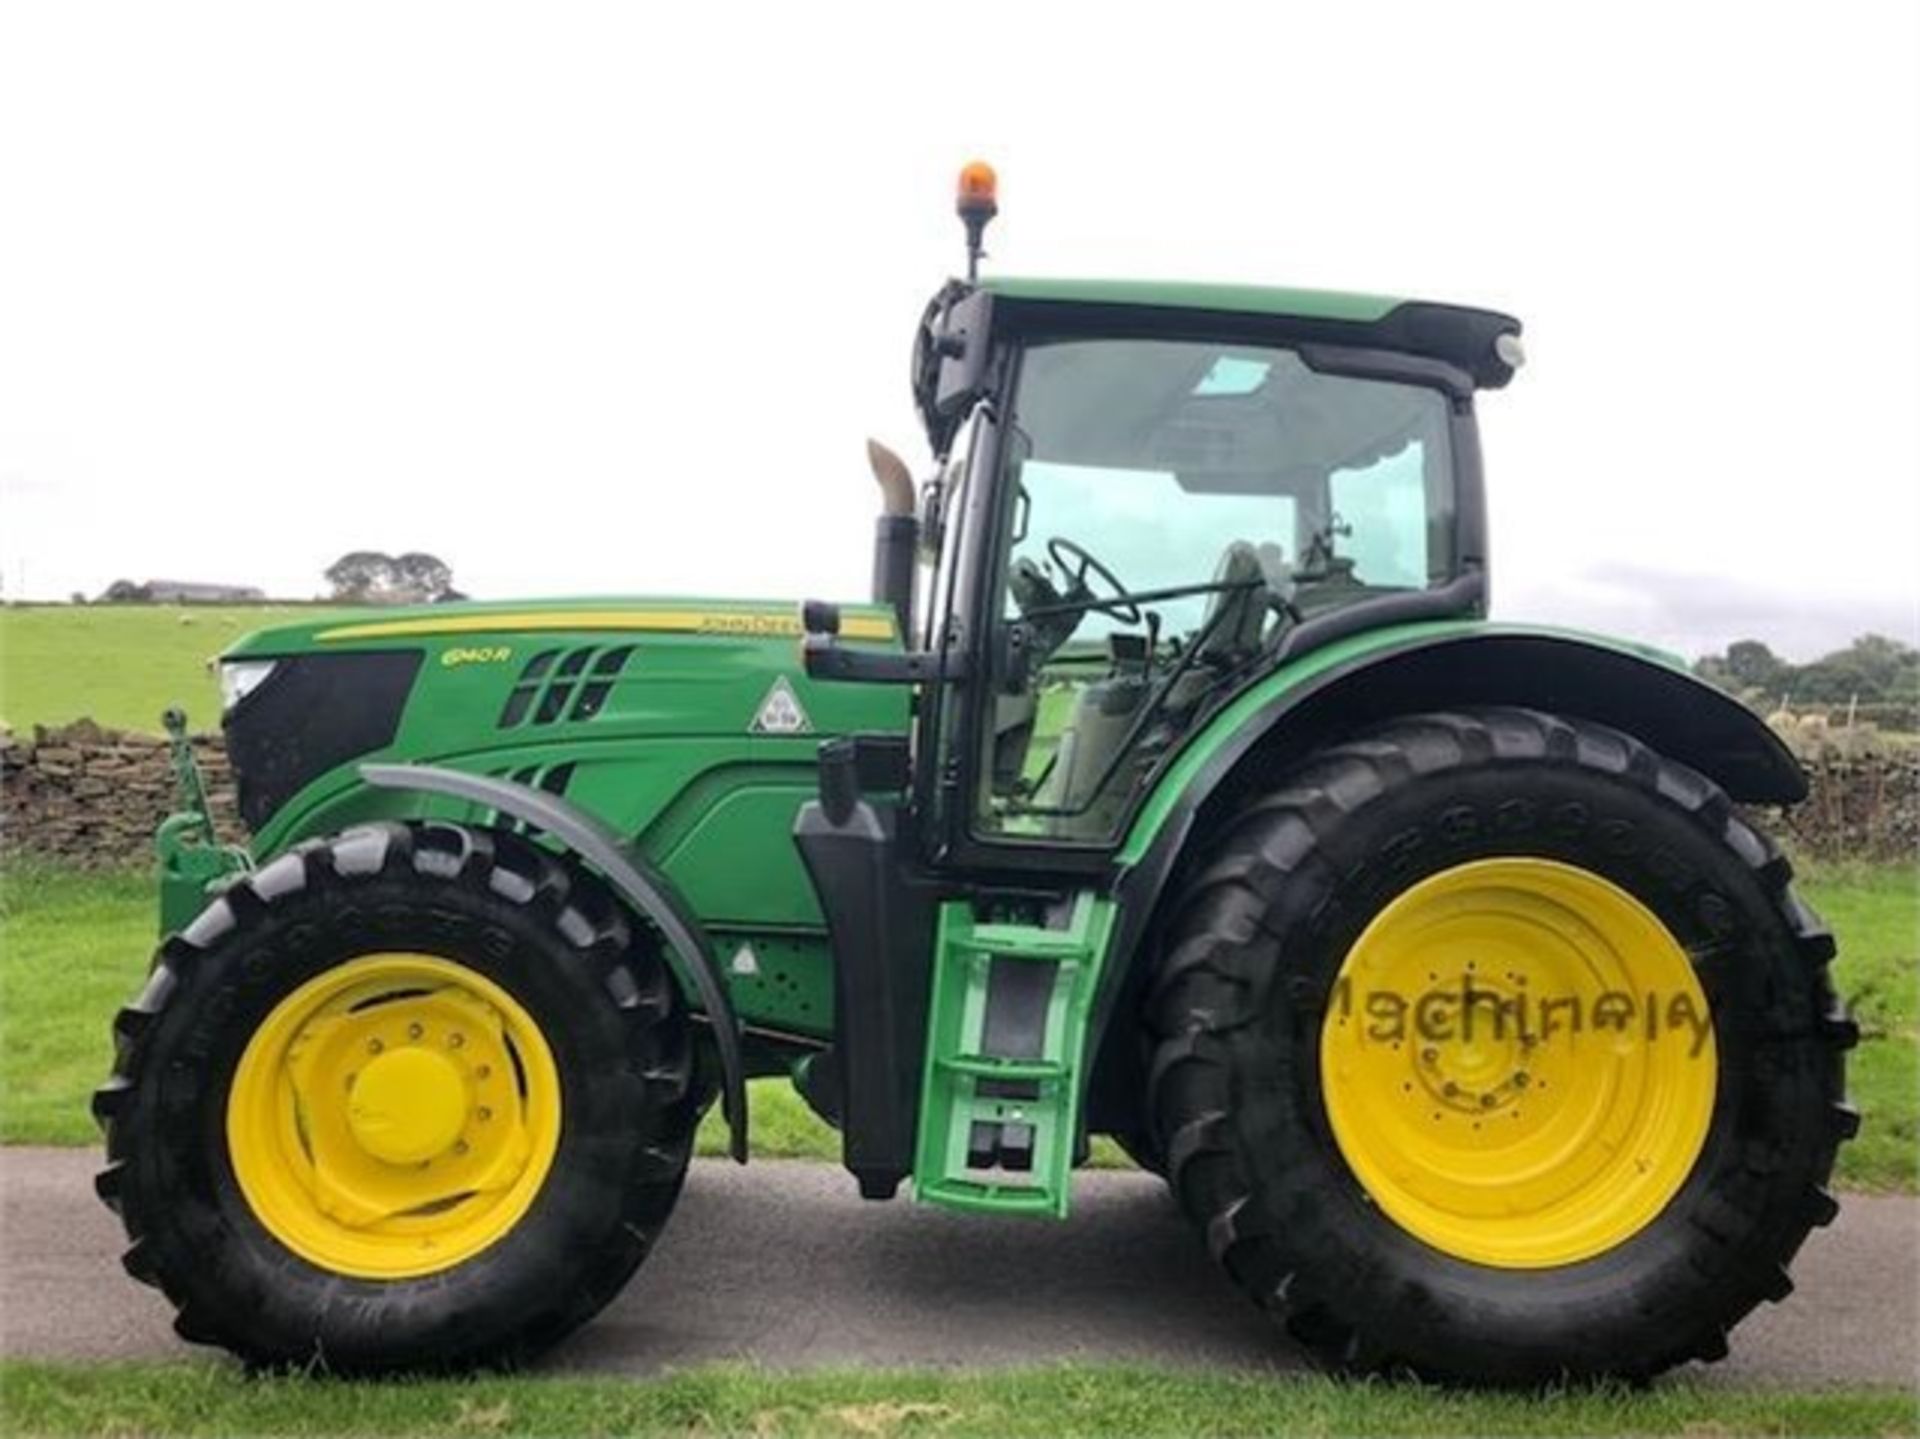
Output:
(315, 610), (895, 643)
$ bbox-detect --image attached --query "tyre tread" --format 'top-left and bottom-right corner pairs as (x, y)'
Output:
(93, 820), (699, 1373)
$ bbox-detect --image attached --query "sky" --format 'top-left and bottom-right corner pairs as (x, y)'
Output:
(2, 2), (1915, 663)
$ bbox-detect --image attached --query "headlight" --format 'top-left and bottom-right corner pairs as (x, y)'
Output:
(219, 660), (278, 711)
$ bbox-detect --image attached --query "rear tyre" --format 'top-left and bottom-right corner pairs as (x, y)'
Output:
(94, 821), (697, 1373)
(1145, 708), (1856, 1384)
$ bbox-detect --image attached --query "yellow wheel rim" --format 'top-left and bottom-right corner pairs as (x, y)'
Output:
(1320, 858), (1716, 1268)
(226, 953), (562, 1280)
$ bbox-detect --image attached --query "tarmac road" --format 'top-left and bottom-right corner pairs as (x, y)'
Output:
(4, 1148), (1915, 1386)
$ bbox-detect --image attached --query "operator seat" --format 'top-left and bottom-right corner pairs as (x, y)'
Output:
(1039, 540), (1286, 838)
(1162, 540), (1287, 713)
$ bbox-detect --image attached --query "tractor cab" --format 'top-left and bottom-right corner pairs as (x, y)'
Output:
(945, 316), (1470, 848)
(792, 167), (1532, 1212)
(804, 167), (1523, 879)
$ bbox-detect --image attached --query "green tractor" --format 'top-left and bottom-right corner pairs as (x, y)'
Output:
(97, 164), (1854, 1384)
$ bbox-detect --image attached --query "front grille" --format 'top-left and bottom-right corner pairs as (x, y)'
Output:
(497, 646), (634, 729)
(225, 651), (423, 829)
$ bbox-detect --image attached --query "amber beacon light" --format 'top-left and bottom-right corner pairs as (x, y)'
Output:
(956, 160), (998, 281)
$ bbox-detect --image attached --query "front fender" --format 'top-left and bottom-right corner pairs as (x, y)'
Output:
(360, 763), (749, 1162)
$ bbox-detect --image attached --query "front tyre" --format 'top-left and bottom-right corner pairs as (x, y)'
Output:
(94, 822), (697, 1373)
(1146, 708), (1857, 1384)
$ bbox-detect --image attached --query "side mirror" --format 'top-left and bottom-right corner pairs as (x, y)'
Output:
(799, 598), (969, 687)
(933, 289), (993, 418)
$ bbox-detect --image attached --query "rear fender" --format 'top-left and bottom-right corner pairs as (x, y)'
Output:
(1126, 626), (1802, 874)
(360, 763), (749, 1162)
(1084, 625), (1804, 1126)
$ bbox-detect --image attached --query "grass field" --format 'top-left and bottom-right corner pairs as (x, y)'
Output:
(1807, 865), (1920, 1190)
(1, 1361), (1912, 1438)
(0, 604), (342, 735)
(2, 861), (1914, 1188)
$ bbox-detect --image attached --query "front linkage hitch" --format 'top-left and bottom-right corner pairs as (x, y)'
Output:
(156, 707), (252, 936)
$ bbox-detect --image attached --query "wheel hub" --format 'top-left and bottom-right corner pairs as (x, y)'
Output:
(346, 1046), (470, 1165)
(227, 953), (562, 1279)
(1413, 996), (1533, 1118)
(1320, 858), (1717, 1269)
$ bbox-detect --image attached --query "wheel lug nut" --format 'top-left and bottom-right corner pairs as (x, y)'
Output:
(475, 1064), (491, 1080)
(1481, 1093), (1497, 1108)
(367, 1038), (384, 1054)
(449, 1033), (465, 1049)
(1442, 1081), (1460, 1097)
(1422, 1048), (1438, 1065)
(454, 1140), (469, 1156)
(407, 1022), (424, 1040)
(477, 1106), (492, 1122)
(1514, 1072), (1531, 1088)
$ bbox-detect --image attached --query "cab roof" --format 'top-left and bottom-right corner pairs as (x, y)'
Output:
(977, 275), (1523, 390)
(982, 275), (1403, 324)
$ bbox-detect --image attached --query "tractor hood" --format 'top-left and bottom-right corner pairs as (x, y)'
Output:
(217, 596), (904, 835)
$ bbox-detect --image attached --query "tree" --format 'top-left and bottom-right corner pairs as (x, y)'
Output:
(1796, 634), (1920, 708)
(324, 551), (400, 603)
(100, 579), (153, 603)
(393, 552), (455, 603)
(324, 551), (459, 604)
(1697, 632), (1920, 723)
(1724, 639), (1789, 694)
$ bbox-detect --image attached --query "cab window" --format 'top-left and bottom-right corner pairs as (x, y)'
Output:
(978, 337), (1454, 843)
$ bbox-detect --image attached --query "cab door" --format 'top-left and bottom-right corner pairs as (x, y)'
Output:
(927, 330), (1462, 876)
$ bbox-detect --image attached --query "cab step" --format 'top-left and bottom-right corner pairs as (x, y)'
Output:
(913, 891), (1116, 1218)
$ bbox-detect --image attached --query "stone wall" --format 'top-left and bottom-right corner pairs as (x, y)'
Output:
(1, 720), (242, 865)
(1769, 756), (1920, 863)
(2, 719), (1915, 868)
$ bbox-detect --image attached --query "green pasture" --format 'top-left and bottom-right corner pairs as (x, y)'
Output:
(0, 605), (342, 736)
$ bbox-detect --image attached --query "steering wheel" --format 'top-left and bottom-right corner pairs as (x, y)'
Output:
(1047, 537), (1142, 624)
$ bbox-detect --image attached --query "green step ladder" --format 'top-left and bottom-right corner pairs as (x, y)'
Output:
(913, 891), (1117, 1217)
